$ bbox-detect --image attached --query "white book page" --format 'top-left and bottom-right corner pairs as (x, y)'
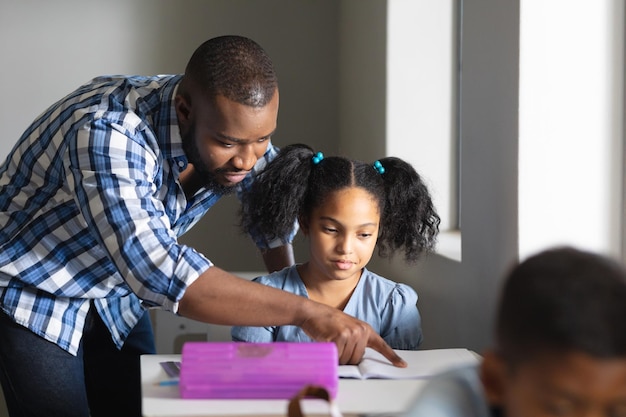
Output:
(338, 348), (479, 379)
(336, 364), (363, 379)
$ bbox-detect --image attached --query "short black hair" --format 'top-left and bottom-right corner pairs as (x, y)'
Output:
(181, 35), (277, 107)
(495, 246), (626, 365)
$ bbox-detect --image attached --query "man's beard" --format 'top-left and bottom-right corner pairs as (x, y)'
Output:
(181, 125), (236, 195)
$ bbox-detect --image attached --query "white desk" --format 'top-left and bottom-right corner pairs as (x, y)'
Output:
(141, 354), (426, 417)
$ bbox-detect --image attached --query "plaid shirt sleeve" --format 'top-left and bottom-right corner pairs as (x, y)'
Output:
(68, 114), (211, 312)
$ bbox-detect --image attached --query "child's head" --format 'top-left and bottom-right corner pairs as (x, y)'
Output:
(481, 247), (626, 417)
(241, 143), (440, 264)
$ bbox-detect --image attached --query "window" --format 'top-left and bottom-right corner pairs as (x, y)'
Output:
(386, 0), (461, 260)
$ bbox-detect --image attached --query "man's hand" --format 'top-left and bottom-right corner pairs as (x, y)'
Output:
(178, 266), (406, 368)
(300, 306), (407, 367)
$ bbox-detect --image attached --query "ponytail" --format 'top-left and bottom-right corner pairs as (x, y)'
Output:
(376, 157), (440, 263)
(240, 144), (315, 241)
(242, 144), (440, 264)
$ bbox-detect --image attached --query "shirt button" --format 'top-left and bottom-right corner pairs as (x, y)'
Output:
(178, 160), (185, 169)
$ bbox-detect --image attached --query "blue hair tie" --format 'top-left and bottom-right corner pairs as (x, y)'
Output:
(373, 160), (385, 174)
(312, 152), (324, 164)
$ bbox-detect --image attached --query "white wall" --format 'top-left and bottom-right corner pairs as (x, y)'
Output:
(387, 0), (458, 231)
(0, 0), (175, 158)
(518, 0), (624, 260)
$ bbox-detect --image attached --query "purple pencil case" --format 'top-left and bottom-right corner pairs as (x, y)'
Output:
(179, 342), (339, 399)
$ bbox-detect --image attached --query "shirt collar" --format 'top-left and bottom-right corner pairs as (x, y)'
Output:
(155, 75), (186, 160)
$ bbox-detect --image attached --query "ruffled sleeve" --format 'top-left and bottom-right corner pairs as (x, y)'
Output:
(379, 283), (423, 350)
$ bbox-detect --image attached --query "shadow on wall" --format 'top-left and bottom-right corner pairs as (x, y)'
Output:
(0, 390), (5, 417)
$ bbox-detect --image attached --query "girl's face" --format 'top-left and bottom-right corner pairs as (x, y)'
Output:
(303, 187), (380, 283)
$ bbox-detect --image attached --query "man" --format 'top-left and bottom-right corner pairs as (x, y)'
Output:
(0, 35), (403, 417)
(403, 246), (626, 417)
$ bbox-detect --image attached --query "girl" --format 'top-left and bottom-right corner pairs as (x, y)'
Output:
(231, 144), (440, 350)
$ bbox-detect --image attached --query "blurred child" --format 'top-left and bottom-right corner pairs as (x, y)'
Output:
(404, 246), (626, 417)
(231, 144), (440, 349)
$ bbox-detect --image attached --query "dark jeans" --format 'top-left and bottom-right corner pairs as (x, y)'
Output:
(0, 305), (155, 417)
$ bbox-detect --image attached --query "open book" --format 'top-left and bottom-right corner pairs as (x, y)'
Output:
(338, 348), (479, 380)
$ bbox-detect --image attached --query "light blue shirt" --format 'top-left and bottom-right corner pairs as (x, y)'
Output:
(403, 365), (497, 417)
(231, 265), (423, 349)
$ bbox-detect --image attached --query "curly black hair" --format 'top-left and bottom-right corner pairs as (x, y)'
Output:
(496, 246), (626, 365)
(241, 144), (440, 263)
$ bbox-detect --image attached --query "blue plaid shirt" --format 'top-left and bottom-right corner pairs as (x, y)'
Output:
(0, 74), (289, 355)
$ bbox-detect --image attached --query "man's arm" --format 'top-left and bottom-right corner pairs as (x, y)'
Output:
(177, 266), (407, 367)
(262, 244), (295, 273)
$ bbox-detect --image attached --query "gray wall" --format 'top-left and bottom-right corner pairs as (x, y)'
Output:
(0, 1), (340, 414)
(335, 0), (521, 352)
(0, 0), (524, 415)
(0, 0), (521, 350)
(0, 0), (341, 269)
